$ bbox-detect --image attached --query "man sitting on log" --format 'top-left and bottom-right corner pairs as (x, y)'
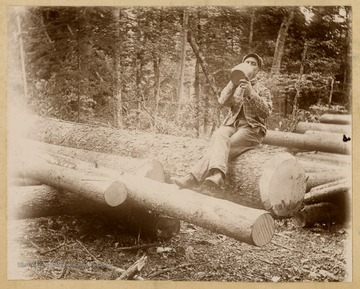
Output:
(172, 53), (273, 188)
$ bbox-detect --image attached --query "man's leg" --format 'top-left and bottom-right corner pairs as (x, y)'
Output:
(191, 125), (235, 182)
(228, 125), (264, 161)
(172, 125), (235, 188)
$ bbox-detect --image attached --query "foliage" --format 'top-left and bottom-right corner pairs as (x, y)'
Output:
(8, 5), (351, 136)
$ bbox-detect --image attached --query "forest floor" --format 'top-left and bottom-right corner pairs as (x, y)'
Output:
(8, 213), (351, 282)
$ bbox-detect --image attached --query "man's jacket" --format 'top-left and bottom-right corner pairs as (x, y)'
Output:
(218, 78), (272, 134)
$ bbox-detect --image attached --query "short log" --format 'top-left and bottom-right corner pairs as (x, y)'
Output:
(294, 203), (339, 228)
(319, 114), (351, 125)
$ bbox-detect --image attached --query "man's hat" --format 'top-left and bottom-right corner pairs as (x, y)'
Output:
(242, 53), (263, 69)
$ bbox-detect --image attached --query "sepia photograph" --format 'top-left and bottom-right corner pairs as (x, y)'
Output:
(5, 4), (354, 284)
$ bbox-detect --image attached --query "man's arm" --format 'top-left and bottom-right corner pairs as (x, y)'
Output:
(242, 83), (272, 119)
(218, 81), (236, 107)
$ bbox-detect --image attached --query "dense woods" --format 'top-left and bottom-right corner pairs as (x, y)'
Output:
(8, 6), (351, 137)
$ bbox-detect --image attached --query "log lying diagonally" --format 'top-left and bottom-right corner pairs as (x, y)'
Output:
(27, 118), (307, 218)
(18, 151), (275, 246)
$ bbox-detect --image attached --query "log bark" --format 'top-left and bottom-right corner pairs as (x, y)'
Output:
(17, 154), (128, 207)
(294, 203), (339, 228)
(295, 122), (351, 135)
(304, 179), (351, 205)
(305, 171), (350, 192)
(304, 130), (344, 141)
(319, 114), (351, 125)
(262, 130), (350, 155)
(298, 160), (348, 173)
(19, 151), (275, 246)
(27, 118), (307, 218)
(295, 151), (351, 167)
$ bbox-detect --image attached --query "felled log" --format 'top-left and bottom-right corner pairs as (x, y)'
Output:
(304, 178), (351, 205)
(8, 185), (108, 219)
(294, 203), (339, 228)
(17, 154), (128, 207)
(20, 153), (274, 246)
(306, 171), (350, 192)
(304, 130), (344, 141)
(319, 114), (351, 125)
(295, 151), (351, 167)
(295, 122), (351, 135)
(9, 178), (42, 186)
(298, 160), (346, 173)
(27, 118), (307, 218)
(262, 130), (350, 155)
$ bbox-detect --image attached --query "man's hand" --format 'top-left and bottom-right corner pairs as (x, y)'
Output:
(238, 79), (252, 98)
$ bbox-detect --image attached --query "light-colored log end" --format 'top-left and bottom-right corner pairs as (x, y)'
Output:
(260, 153), (307, 218)
(104, 181), (128, 207)
(136, 160), (165, 182)
(251, 213), (274, 246)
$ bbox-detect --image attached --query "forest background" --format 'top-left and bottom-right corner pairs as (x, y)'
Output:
(8, 6), (352, 138)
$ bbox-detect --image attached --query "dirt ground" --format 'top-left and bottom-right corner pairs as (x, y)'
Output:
(7, 212), (351, 282)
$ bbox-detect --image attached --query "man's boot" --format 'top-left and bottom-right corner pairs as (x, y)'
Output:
(171, 173), (199, 189)
(203, 170), (225, 188)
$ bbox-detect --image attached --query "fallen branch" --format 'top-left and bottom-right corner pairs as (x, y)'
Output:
(76, 239), (144, 280)
(116, 255), (147, 280)
(147, 263), (194, 278)
(117, 243), (161, 251)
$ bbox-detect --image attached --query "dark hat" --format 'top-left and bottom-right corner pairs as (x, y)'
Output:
(242, 53), (263, 69)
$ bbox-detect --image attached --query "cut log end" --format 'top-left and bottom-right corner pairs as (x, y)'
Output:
(294, 203), (338, 228)
(259, 153), (306, 218)
(251, 213), (274, 246)
(104, 181), (128, 207)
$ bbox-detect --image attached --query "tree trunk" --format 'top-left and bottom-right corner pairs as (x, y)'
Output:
(292, 41), (307, 116)
(25, 117), (307, 218)
(328, 77), (334, 106)
(305, 171), (349, 192)
(16, 12), (28, 100)
(263, 130), (350, 155)
(304, 178), (350, 205)
(270, 8), (295, 76)
(17, 148), (275, 246)
(294, 203), (340, 228)
(176, 8), (189, 121)
(295, 122), (351, 135)
(113, 8), (123, 128)
(248, 8), (255, 50)
(187, 31), (219, 97)
(319, 114), (351, 125)
(194, 8), (201, 137)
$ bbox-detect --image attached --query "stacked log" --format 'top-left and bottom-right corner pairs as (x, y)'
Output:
(290, 113), (351, 227)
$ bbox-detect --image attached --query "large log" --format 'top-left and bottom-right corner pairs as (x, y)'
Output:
(305, 171), (350, 192)
(26, 118), (307, 218)
(293, 203), (340, 228)
(23, 137), (306, 218)
(8, 185), (107, 219)
(262, 130), (350, 155)
(295, 122), (351, 134)
(304, 178), (351, 205)
(319, 114), (351, 125)
(295, 151), (351, 167)
(19, 154), (275, 246)
(16, 153), (128, 207)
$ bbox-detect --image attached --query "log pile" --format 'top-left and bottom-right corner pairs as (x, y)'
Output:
(290, 113), (351, 228)
(8, 111), (351, 247)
